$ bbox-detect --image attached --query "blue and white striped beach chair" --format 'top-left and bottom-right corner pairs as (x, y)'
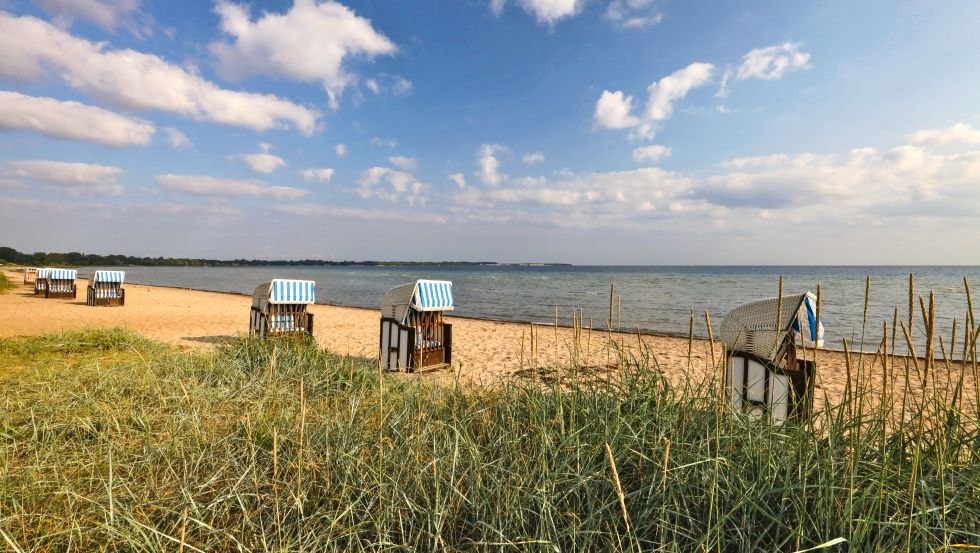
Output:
(720, 292), (824, 424)
(249, 279), (316, 338)
(44, 268), (78, 299)
(380, 279), (454, 372)
(33, 268), (50, 296)
(87, 270), (126, 306)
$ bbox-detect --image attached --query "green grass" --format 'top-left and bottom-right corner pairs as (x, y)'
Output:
(0, 272), (15, 294)
(1, 328), (978, 552)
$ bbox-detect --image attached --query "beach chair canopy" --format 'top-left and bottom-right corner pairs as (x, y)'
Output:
(252, 279), (315, 309)
(93, 270), (125, 284)
(48, 269), (77, 281)
(36, 268), (51, 279)
(719, 292), (824, 363)
(381, 280), (454, 324)
(26, 267), (37, 274)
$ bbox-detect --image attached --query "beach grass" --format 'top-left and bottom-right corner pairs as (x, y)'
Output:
(1, 327), (978, 552)
(0, 272), (15, 294)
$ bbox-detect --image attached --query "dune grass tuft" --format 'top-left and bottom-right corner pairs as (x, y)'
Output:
(0, 326), (978, 552)
(0, 272), (15, 294)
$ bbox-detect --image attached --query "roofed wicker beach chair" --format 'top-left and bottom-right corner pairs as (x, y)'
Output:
(249, 279), (316, 338)
(44, 268), (78, 299)
(720, 292), (823, 423)
(380, 279), (454, 372)
(33, 268), (50, 296)
(23, 267), (37, 285)
(87, 270), (126, 306)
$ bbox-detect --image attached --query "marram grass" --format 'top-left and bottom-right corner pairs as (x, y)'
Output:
(0, 328), (978, 552)
(0, 272), (15, 294)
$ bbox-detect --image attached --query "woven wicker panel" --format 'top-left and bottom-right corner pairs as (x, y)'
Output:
(720, 293), (808, 362)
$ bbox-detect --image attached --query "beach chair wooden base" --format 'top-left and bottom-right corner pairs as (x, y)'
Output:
(725, 350), (814, 423)
(250, 307), (314, 339)
(380, 317), (453, 372)
(44, 285), (77, 299)
(33, 283), (47, 296)
(87, 286), (125, 306)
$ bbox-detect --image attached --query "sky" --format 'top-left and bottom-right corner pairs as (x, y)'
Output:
(1, 0), (979, 264)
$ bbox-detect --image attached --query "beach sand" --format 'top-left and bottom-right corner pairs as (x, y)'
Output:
(2, 269), (976, 411)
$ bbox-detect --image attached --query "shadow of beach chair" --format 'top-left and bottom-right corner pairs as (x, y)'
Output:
(33, 268), (50, 296)
(720, 292), (824, 424)
(87, 270), (126, 306)
(44, 269), (77, 299)
(249, 279), (315, 338)
(23, 267), (37, 285)
(380, 279), (454, 372)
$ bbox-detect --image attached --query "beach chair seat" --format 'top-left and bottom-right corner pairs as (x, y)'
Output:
(87, 270), (126, 306)
(720, 292), (823, 424)
(380, 279), (454, 372)
(249, 279), (315, 338)
(43, 269), (77, 299)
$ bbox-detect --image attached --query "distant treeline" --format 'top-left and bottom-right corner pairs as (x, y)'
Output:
(0, 246), (566, 268)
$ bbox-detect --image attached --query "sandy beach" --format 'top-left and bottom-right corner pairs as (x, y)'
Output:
(2, 269), (976, 410)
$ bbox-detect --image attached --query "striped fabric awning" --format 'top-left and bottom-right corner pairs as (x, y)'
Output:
(791, 293), (823, 348)
(48, 269), (77, 280)
(412, 280), (454, 311)
(36, 268), (50, 278)
(268, 279), (316, 304)
(93, 270), (125, 283)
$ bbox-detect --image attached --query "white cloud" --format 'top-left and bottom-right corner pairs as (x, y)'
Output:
(522, 151), (545, 165)
(355, 167), (427, 206)
(593, 91), (640, 130)
(387, 155), (418, 171)
(209, 0), (396, 110)
(363, 73), (413, 96)
(449, 172), (467, 188)
(477, 144), (507, 186)
(34, 0), (149, 36)
(232, 143), (287, 173)
(156, 174), (307, 199)
(632, 144), (671, 163)
(715, 66), (732, 98)
(3, 159), (125, 195)
(0, 12), (318, 134)
(491, 0), (584, 24)
(370, 136), (398, 148)
(605, 0), (663, 29)
(736, 42), (811, 81)
(335, 143), (348, 157)
(164, 127), (191, 149)
(274, 203), (446, 224)
(908, 123), (980, 146)
(0, 91), (155, 147)
(595, 62), (714, 139)
(300, 167), (335, 183)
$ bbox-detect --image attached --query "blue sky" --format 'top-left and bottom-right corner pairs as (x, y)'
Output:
(1, 0), (979, 263)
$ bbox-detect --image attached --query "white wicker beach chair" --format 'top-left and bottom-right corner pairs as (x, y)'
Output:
(44, 269), (77, 299)
(87, 270), (126, 306)
(249, 279), (316, 338)
(380, 279), (454, 372)
(23, 267), (37, 285)
(720, 292), (823, 423)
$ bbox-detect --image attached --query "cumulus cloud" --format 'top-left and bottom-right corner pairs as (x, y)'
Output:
(335, 143), (348, 157)
(3, 159), (125, 195)
(355, 167), (427, 206)
(490, 0), (585, 24)
(605, 0), (663, 29)
(232, 143), (287, 173)
(34, 0), (150, 36)
(156, 174), (306, 199)
(0, 12), (318, 134)
(908, 123), (980, 146)
(522, 151), (545, 165)
(210, 0), (396, 109)
(736, 42), (811, 81)
(164, 127), (191, 149)
(0, 91), (155, 147)
(387, 155), (418, 171)
(476, 144), (507, 186)
(300, 167), (335, 183)
(370, 136), (398, 148)
(595, 62), (714, 139)
(632, 144), (671, 163)
(363, 74), (413, 97)
(448, 172), (467, 188)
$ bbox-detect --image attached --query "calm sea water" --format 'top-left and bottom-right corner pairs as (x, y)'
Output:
(81, 265), (980, 356)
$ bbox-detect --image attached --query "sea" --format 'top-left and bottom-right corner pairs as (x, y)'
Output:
(80, 265), (980, 356)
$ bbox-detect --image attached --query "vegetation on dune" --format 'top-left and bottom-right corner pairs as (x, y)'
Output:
(0, 272), (14, 294)
(1, 328), (978, 552)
